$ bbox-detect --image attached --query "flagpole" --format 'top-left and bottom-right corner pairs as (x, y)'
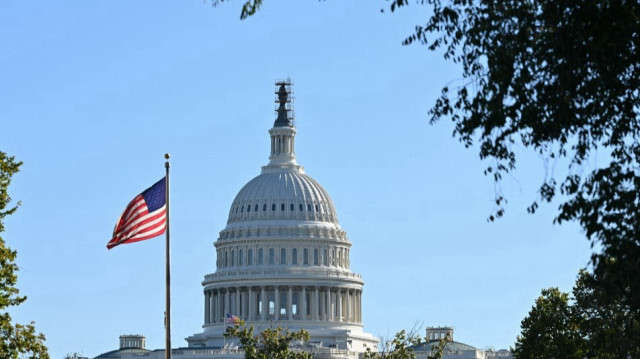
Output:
(164, 153), (172, 359)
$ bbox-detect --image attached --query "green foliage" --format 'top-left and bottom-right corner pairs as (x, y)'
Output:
(0, 152), (49, 359)
(363, 329), (420, 359)
(513, 288), (583, 359)
(363, 329), (447, 359)
(514, 271), (640, 358)
(210, 0), (263, 20)
(224, 318), (311, 359)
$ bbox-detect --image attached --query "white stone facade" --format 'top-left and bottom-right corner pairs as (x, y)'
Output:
(185, 81), (378, 353)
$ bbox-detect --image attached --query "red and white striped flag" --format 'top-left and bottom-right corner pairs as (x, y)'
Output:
(107, 177), (167, 249)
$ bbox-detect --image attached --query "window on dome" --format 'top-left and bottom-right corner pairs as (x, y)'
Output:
(231, 250), (235, 266)
(269, 249), (275, 265)
(280, 248), (286, 264)
(323, 249), (328, 266)
(292, 248), (298, 264)
(308, 204), (312, 212)
(239, 250), (243, 266)
(299, 204), (303, 211)
(263, 204), (267, 211)
(241, 205), (244, 213)
(235, 207), (238, 214)
(303, 249), (309, 265)
(255, 204), (258, 212)
(281, 203), (285, 211)
(272, 203), (276, 211)
(247, 205), (251, 212)
(315, 204), (319, 212)
(290, 203), (294, 211)
(258, 248), (264, 265)
(224, 251), (228, 267)
(248, 249), (253, 265)
(313, 249), (319, 265)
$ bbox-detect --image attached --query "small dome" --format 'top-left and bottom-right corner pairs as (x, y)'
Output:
(227, 169), (338, 224)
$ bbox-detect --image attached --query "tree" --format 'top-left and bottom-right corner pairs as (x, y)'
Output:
(513, 287), (583, 359)
(363, 329), (448, 359)
(224, 318), (311, 359)
(515, 270), (640, 358)
(0, 152), (49, 358)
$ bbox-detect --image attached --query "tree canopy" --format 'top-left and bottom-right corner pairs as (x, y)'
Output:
(224, 318), (311, 359)
(0, 152), (49, 359)
(514, 270), (640, 358)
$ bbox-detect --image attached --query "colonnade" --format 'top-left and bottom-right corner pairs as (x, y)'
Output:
(203, 285), (362, 325)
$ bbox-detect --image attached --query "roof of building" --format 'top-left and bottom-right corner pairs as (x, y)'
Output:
(93, 348), (151, 358)
(411, 340), (479, 353)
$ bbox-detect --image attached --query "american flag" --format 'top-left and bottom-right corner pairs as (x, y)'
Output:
(226, 313), (239, 324)
(107, 177), (167, 250)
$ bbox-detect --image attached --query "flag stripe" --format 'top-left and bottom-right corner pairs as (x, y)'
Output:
(107, 177), (167, 250)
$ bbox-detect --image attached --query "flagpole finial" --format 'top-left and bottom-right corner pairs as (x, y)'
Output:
(164, 153), (170, 160)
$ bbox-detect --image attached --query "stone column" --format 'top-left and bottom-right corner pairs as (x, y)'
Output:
(261, 287), (267, 321)
(217, 291), (221, 322)
(204, 291), (211, 324)
(224, 290), (230, 320)
(248, 287), (254, 321)
(358, 291), (362, 323)
(211, 292), (217, 324)
(301, 287), (307, 320)
(344, 290), (350, 322)
(337, 289), (342, 322)
(322, 288), (331, 321)
(287, 287), (293, 320)
(314, 287), (319, 321)
(274, 287), (280, 321)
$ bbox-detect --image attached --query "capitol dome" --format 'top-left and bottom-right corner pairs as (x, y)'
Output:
(186, 80), (378, 354)
(226, 170), (338, 225)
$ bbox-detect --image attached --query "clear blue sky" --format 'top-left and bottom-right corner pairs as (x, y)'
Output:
(1, 1), (593, 358)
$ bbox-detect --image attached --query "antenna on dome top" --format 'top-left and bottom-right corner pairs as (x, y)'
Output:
(274, 78), (294, 127)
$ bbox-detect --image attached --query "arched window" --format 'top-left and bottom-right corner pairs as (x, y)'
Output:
(231, 250), (235, 266)
(323, 249), (328, 266)
(239, 249), (244, 266)
(280, 248), (286, 264)
(248, 249), (254, 265)
(272, 203), (276, 211)
(247, 204), (251, 212)
(269, 248), (275, 265)
(258, 248), (264, 265)
(254, 204), (258, 212)
(281, 203), (285, 211)
(263, 204), (267, 211)
(241, 205), (244, 213)
(224, 251), (228, 267)
(303, 249), (309, 265)
(313, 249), (319, 265)
(299, 204), (304, 211)
(307, 204), (312, 212)
(290, 203), (294, 211)
(292, 248), (298, 264)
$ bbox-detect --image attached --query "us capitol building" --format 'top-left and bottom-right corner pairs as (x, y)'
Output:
(91, 81), (512, 359)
